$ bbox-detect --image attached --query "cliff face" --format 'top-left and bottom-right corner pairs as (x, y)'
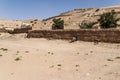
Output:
(24, 5), (120, 30)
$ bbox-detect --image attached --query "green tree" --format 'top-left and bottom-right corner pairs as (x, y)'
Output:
(52, 18), (64, 30)
(98, 10), (120, 28)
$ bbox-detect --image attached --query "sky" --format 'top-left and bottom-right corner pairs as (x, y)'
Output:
(0, 0), (120, 20)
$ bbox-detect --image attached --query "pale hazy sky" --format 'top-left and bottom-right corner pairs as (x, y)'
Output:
(0, 0), (120, 20)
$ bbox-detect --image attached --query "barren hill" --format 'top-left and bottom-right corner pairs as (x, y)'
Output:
(0, 5), (120, 31)
(0, 19), (22, 28)
(23, 5), (120, 30)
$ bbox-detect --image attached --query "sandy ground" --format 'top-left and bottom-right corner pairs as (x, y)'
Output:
(0, 37), (120, 80)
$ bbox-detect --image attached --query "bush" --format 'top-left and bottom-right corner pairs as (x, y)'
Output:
(52, 18), (64, 30)
(80, 20), (94, 29)
(15, 57), (21, 61)
(98, 10), (120, 28)
(0, 48), (8, 51)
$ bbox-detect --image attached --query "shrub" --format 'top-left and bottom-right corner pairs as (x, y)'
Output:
(98, 10), (120, 28)
(57, 64), (62, 66)
(80, 20), (94, 29)
(52, 18), (64, 30)
(0, 48), (8, 51)
(115, 56), (120, 59)
(14, 57), (21, 61)
(0, 54), (2, 56)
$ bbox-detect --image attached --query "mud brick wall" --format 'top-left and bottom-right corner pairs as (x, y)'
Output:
(0, 28), (7, 33)
(8, 27), (32, 34)
(27, 29), (120, 43)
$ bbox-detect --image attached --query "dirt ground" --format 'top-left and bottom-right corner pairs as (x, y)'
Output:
(0, 36), (120, 80)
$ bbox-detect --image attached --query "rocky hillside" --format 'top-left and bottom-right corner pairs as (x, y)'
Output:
(23, 5), (120, 30)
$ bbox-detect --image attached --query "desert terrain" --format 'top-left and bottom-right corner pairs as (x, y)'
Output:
(0, 5), (120, 31)
(0, 5), (120, 80)
(23, 5), (120, 30)
(0, 33), (120, 80)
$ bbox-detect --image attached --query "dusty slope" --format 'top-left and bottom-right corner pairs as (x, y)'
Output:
(23, 5), (120, 30)
(0, 38), (120, 80)
(0, 19), (22, 28)
(0, 5), (120, 30)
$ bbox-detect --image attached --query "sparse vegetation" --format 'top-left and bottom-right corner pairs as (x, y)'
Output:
(57, 64), (62, 66)
(76, 69), (79, 71)
(98, 10), (120, 28)
(48, 52), (54, 55)
(16, 51), (20, 53)
(79, 20), (95, 29)
(77, 52), (80, 55)
(0, 54), (2, 56)
(52, 18), (64, 30)
(90, 51), (93, 53)
(25, 51), (29, 53)
(14, 57), (21, 61)
(51, 53), (54, 55)
(0, 48), (8, 51)
(107, 59), (114, 61)
(48, 52), (50, 54)
(75, 65), (79, 67)
(115, 56), (120, 59)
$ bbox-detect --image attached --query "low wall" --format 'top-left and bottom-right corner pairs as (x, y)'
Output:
(8, 27), (32, 34)
(0, 28), (7, 33)
(27, 29), (120, 43)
